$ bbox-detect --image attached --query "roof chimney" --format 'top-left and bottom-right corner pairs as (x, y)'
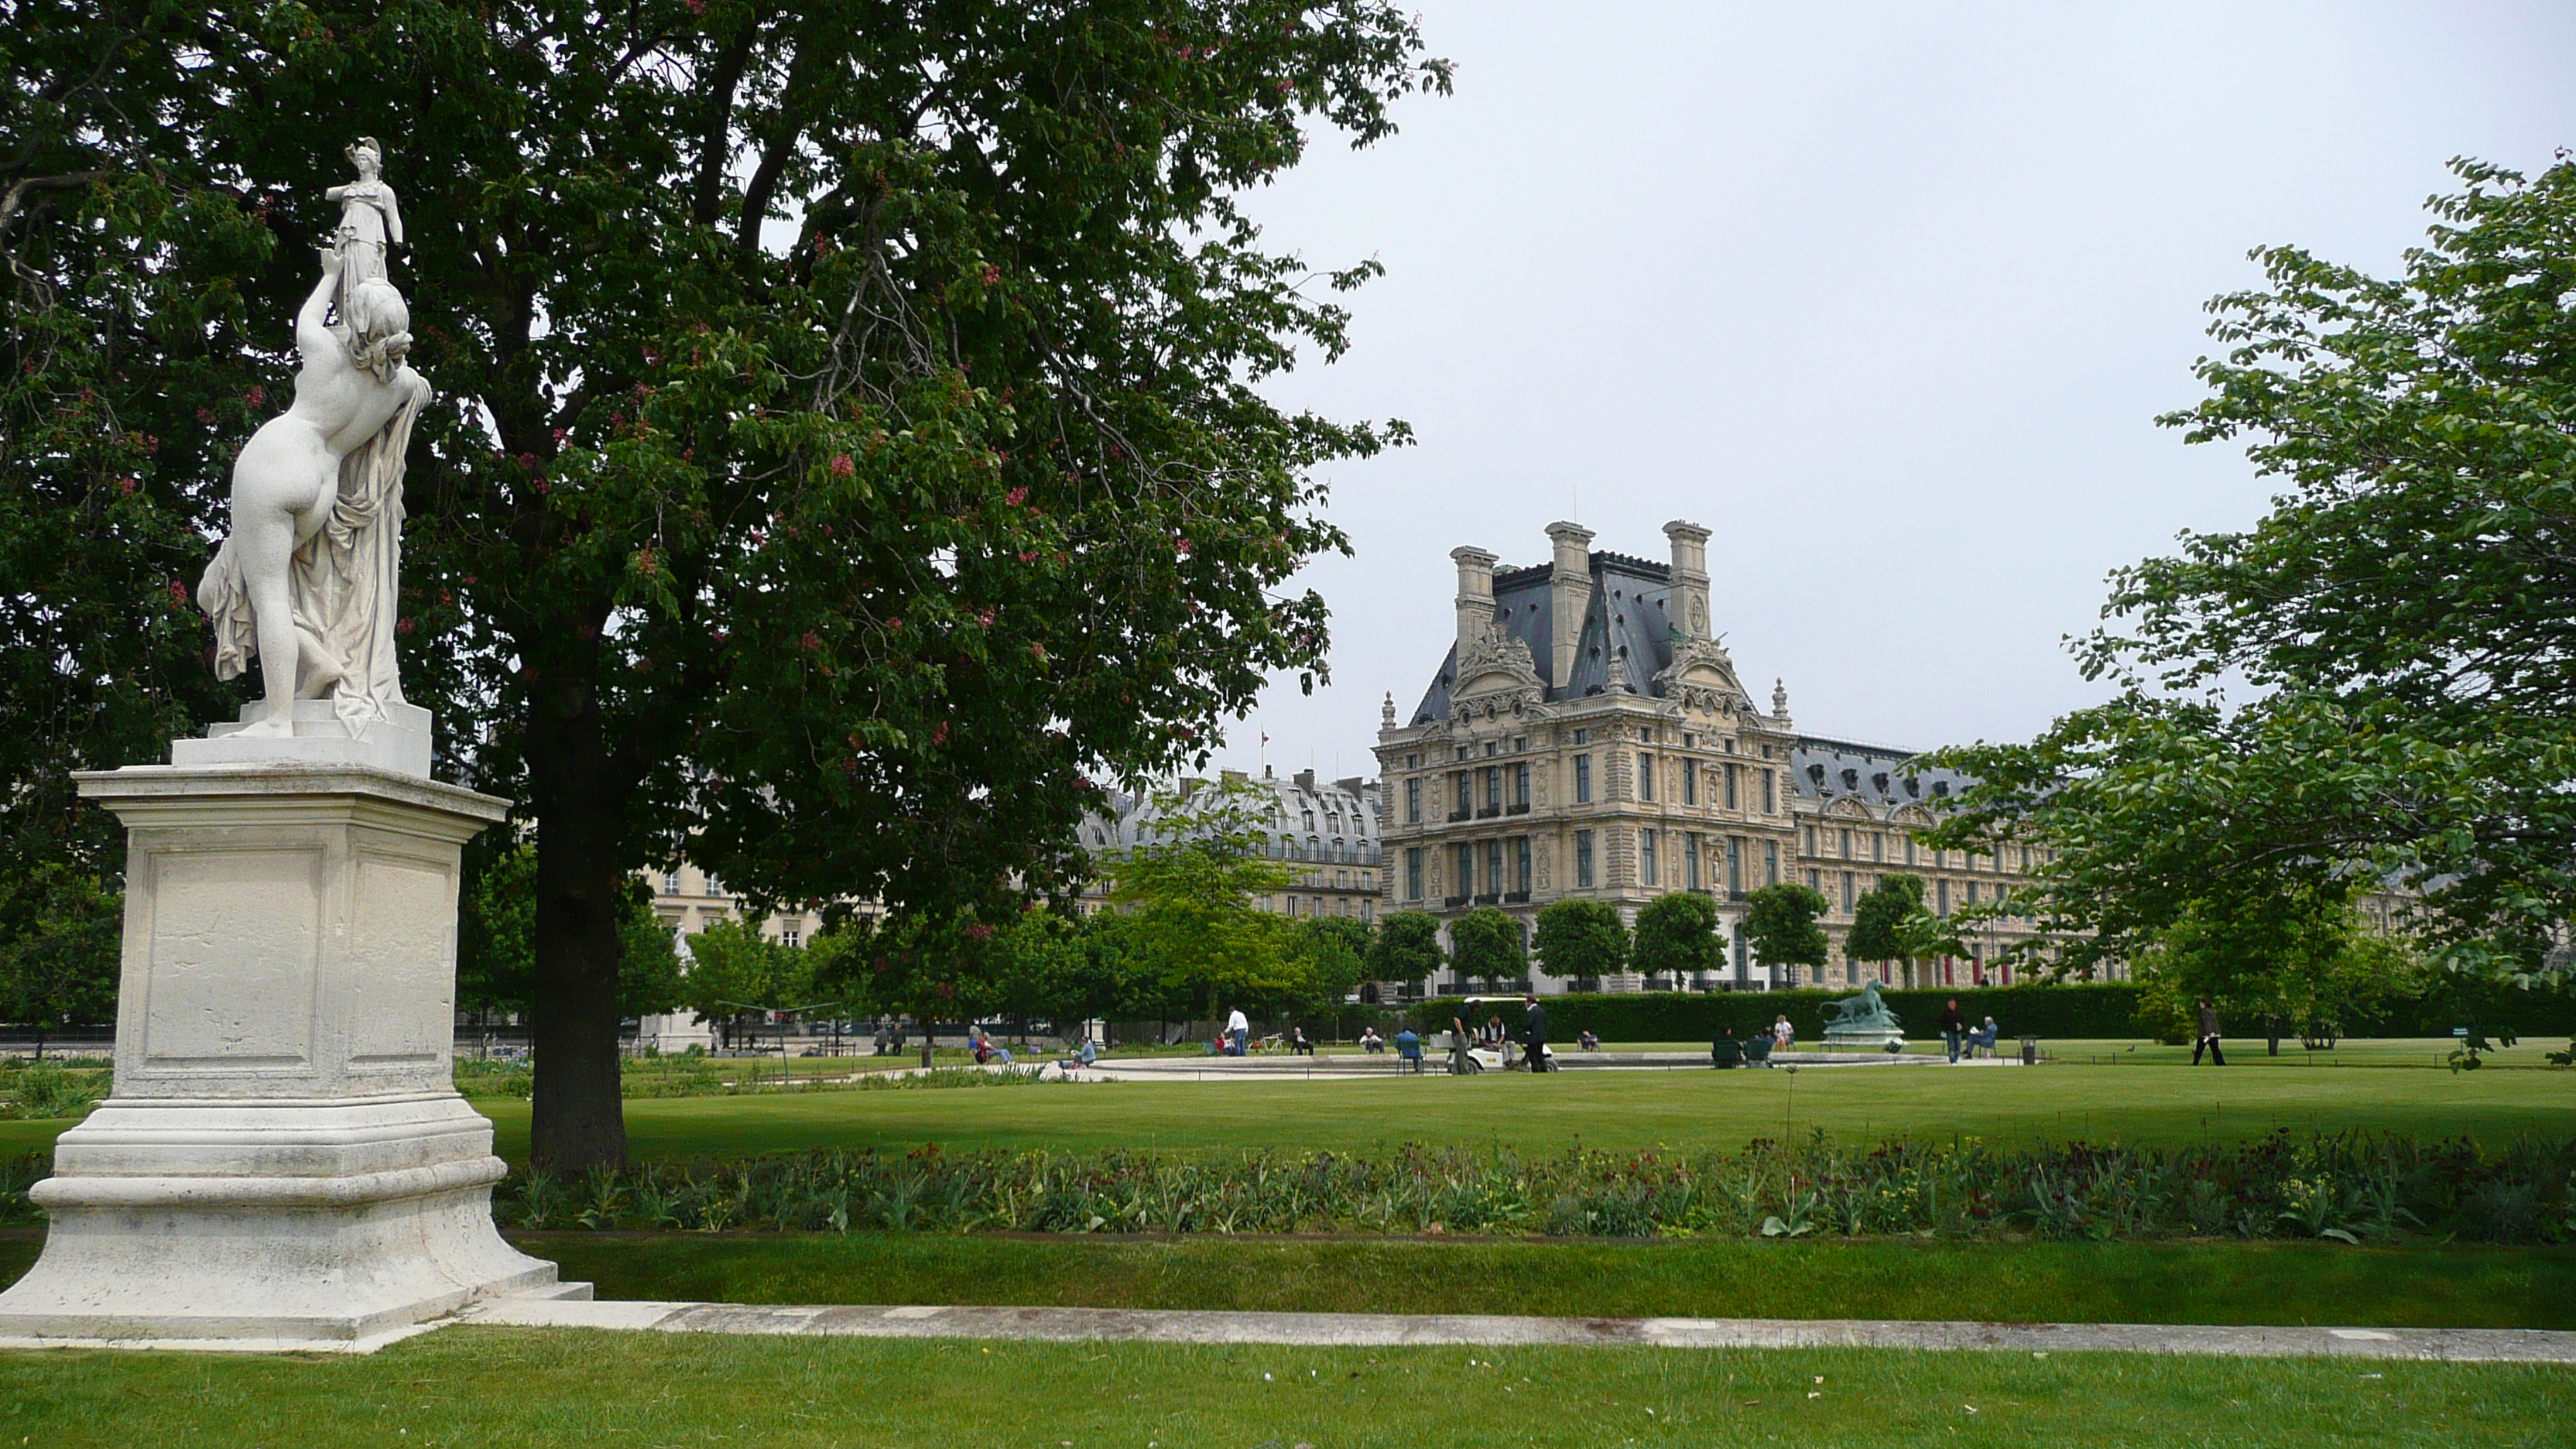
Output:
(1451, 546), (1498, 665)
(1663, 520), (1711, 640)
(1543, 521), (1594, 690)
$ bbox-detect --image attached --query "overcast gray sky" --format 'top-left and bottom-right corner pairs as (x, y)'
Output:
(1203, 1), (2576, 783)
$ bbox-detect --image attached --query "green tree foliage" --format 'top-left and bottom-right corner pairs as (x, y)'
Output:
(1533, 898), (1627, 982)
(1631, 891), (1721, 981)
(816, 910), (995, 1035)
(0, 4), (1448, 1165)
(2130, 892), (2425, 1050)
(1279, 914), (1370, 1016)
(982, 908), (1114, 1033)
(0, 863), (122, 1053)
(1367, 910), (1445, 987)
(456, 845), (685, 1020)
(1844, 875), (1962, 988)
(1447, 908), (1526, 981)
(1928, 158), (2576, 995)
(1101, 783), (1300, 1018)
(1741, 882), (1830, 975)
(0, 8), (268, 965)
(678, 916), (816, 1012)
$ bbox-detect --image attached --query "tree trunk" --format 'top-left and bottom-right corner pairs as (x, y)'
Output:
(526, 675), (630, 1171)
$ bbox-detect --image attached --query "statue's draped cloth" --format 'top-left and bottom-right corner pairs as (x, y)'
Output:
(199, 389), (422, 737)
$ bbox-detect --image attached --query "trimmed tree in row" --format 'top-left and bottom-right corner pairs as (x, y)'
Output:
(1632, 891), (1725, 985)
(1447, 908), (1528, 986)
(1844, 875), (1962, 990)
(1741, 882), (1831, 986)
(1533, 899), (1627, 985)
(1368, 911), (1447, 993)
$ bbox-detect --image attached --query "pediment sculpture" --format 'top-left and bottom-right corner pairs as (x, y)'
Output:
(1451, 618), (1543, 709)
(1655, 636), (1750, 714)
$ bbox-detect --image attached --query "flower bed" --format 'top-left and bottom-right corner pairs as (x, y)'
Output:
(468, 1131), (2576, 1244)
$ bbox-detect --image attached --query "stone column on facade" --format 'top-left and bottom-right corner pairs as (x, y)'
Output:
(1543, 522), (1593, 691)
(1662, 520), (1711, 641)
(1451, 545), (1499, 663)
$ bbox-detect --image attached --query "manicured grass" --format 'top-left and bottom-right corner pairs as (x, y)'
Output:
(500, 1231), (2576, 1330)
(0, 1328), (2564, 1448)
(485, 1058), (2571, 1164)
(2, 1052), (2564, 1167)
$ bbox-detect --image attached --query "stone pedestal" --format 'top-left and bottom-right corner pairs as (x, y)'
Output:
(0, 762), (584, 1352)
(1822, 1027), (1906, 1052)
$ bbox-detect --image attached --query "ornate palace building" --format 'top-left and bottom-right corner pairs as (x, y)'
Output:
(1374, 521), (2054, 994)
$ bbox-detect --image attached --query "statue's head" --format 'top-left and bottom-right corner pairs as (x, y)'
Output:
(348, 136), (383, 179)
(344, 276), (413, 381)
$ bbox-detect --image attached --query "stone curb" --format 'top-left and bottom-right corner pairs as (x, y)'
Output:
(460, 1300), (2576, 1363)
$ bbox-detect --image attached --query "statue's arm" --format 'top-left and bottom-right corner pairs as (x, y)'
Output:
(381, 187), (403, 245)
(293, 252), (342, 362)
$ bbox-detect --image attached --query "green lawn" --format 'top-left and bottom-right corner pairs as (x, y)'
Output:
(2, 1053), (2567, 1166)
(481, 1232), (2573, 1330)
(0, 1329), (2563, 1447)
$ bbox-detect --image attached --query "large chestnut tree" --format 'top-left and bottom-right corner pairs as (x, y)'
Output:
(0, 1), (1448, 1166)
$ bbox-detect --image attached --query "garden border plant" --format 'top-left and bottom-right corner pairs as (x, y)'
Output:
(399, 1131), (2576, 1245)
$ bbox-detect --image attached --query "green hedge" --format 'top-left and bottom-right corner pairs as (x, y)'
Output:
(1417, 979), (2576, 1043)
(1416, 984), (2144, 1043)
(2343, 978), (2576, 1039)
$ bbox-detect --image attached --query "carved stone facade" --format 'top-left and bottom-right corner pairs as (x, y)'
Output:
(1375, 522), (2057, 994)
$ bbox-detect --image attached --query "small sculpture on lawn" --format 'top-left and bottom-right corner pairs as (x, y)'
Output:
(1825, 981), (1901, 1033)
(198, 137), (431, 738)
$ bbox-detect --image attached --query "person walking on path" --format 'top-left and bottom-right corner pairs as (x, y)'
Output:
(1522, 993), (1550, 1073)
(2193, 999), (2226, 1065)
(1939, 999), (1968, 1064)
(1225, 1007), (1250, 1057)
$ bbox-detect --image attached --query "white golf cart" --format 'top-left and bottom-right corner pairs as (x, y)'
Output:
(1433, 995), (1557, 1073)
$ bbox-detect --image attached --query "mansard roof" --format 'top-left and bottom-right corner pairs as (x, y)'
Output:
(1789, 735), (1975, 814)
(1408, 550), (1720, 726)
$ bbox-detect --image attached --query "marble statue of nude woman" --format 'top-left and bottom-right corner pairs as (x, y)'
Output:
(198, 142), (430, 738)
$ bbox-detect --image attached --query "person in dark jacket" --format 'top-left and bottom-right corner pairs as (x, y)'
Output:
(2192, 999), (2225, 1065)
(1522, 994), (1549, 1073)
(1939, 999), (1968, 1064)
